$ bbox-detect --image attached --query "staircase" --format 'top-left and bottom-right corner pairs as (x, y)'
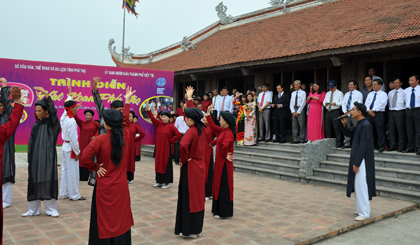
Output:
(306, 148), (420, 202)
(233, 142), (301, 181)
(141, 142), (420, 202)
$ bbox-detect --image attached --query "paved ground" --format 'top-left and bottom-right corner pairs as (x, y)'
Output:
(318, 210), (420, 245)
(2, 150), (416, 245)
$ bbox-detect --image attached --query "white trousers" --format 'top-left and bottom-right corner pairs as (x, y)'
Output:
(354, 159), (371, 218)
(2, 182), (13, 208)
(27, 199), (58, 216)
(60, 150), (81, 200)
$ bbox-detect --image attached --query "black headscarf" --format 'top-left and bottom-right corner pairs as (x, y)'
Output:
(35, 99), (48, 111)
(220, 111), (236, 140)
(354, 102), (368, 117)
(84, 109), (95, 116)
(103, 109), (125, 166)
(110, 100), (124, 109)
(184, 108), (206, 135)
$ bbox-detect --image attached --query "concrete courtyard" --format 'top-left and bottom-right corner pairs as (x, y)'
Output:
(2, 149), (417, 245)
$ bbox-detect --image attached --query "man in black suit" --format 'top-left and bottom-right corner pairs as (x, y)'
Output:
(271, 84), (290, 143)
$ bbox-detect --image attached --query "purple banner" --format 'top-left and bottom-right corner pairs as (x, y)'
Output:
(0, 58), (174, 145)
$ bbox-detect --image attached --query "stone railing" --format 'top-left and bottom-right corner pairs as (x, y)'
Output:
(298, 138), (335, 177)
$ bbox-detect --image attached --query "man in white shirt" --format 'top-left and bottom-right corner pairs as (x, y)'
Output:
(211, 88), (222, 125)
(342, 80), (363, 148)
(404, 74), (420, 155)
(258, 83), (273, 142)
(368, 68), (386, 92)
(289, 80), (307, 143)
(323, 80), (344, 148)
(59, 96), (85, 201)
(387, 77), (407, 152)
(364, 79), (388, 153)
(216, 87), (233, 119)
(174, 104), (190, 165)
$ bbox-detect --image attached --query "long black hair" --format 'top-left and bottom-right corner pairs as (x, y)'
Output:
(311, 80), (324, 94)
(103, 109), (125, 166)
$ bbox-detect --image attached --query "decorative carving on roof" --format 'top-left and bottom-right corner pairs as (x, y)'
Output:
(108, 38), (134, 59)
(269, 0), (293, 11)
(180, 36), (197, 51)
(215, 2), (237, 25)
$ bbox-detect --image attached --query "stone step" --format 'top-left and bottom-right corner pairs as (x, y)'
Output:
(234, 164), (300, 182)
(313, 168), (420, 191)
(234, 145), (301, 157)
(246, 141), (302, 151)
(319, 161), (420, 181)
(233, 155), (300, 174)
(326, 153), (420, 171)
(141, 146), (155, 158)
(305, 176), (420, 202)
(332, 148), (419, 161)
(233, 151), (301, 165)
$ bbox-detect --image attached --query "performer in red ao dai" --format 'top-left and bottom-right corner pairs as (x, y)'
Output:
(0, 85), (24, 242)
(133, 116), (142, 161)
(205, 104), (235, 218)
(127, 111), (145, 183)
(146, 103), (181, 189)
(175, 107), (207, 238)
(203, 115), (217, 200)
(81, 87), (136, 244)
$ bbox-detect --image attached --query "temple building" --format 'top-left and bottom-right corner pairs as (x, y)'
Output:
(109, 0), (420, 105)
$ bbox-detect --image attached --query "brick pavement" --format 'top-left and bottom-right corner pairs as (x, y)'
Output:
(3, 155), (416, 245)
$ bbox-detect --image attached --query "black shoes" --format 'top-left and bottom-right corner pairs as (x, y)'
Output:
(402, 148), (414, 153)
(378, 148), (385, 153)
(386, 147), (397, 152)
(292, 141), (300, 144)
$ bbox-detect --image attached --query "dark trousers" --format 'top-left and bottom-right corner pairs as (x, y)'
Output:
(367, 112), (386, 150)
(325, 109), (342, 146)
(127, 172), (134, 181)
(389, 110), (407, 149)
(406, 108), (420, 150)
(273, 113), (287, 142)
(174, 134), (184, 164)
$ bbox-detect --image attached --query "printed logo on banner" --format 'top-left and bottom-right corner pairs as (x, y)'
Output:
(156, 78), (166, 94)
(156, 78), (166, 87)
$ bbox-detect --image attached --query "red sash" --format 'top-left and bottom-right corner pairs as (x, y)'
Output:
(64, 141), (77, 159)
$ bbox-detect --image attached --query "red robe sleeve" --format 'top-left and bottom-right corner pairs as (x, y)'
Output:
(0, 104), (24, 144)
(134, 124), (145, 142)
(169, 125), (182, 144)
(123, 104), (130, 128)
(147, 110), (161, 128)
(206, 115), (223, 135)
(81, 137), (101, 172)
(186, 100), (196, 108)
(221, 131), (234, 159)
(74, 114), (84, 129)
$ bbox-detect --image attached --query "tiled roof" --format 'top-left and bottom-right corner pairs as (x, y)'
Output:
(113, 0), (420, 72)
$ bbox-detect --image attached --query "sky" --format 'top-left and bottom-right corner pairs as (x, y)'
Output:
(0, 1), (270, 67)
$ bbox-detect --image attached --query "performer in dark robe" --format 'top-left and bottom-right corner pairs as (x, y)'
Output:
(23, 87), (61, 218)
(74, 109), (100, 181)
(205, 105), (235, 219)
(342, 102), (376, 221)
(0, 85), (24, 241)
(175, 108), (207, 238)
(127, 111), (145, 183)
(133, 116), (142, 161)
(0, 79), (16, 209)
(146, 104), (181, 189)
(81, 87), (135, 244)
